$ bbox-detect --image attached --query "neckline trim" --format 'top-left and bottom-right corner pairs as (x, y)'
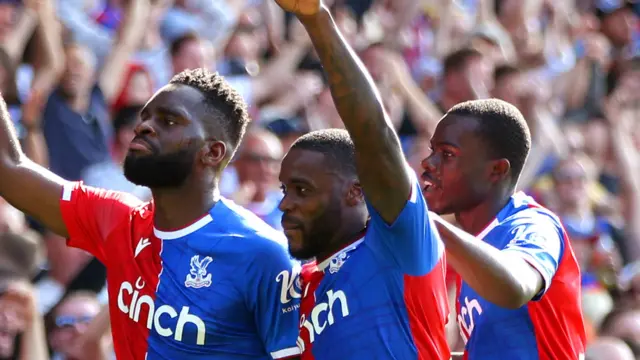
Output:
(154, 214), (213, 240)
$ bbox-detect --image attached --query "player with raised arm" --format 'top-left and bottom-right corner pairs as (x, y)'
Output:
(422, 99), (586, 359)
(0, 68), (300, 359)
(273, 1), (449, 359)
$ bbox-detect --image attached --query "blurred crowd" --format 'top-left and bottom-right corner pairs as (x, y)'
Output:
(0, 0), (639, 358)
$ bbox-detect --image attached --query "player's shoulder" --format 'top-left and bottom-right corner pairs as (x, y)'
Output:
(217, 197), (290, 253)
(501, 192), (563, 231)
(65, 181), (147, 209)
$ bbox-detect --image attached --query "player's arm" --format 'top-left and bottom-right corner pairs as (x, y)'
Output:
(0, 95), (69, 237)
(282, 1), (410, 224)
(432, 214), (562, 309)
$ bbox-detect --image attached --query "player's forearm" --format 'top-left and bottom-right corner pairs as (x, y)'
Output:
(298, 7), (410, 223)
(0, 96), (25, 168)
(433, 216), (540, 309)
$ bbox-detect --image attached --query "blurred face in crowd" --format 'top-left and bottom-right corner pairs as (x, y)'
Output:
(445, 54), (494, 103)
(124, 84), (215, 188)
(225, 8), (266, 64)
(421, 115), (500, 215)
(61, 45), (97, 99)
(604, 311), (640, 344)
(234, 130), (283, 201)
(49, 294), (100, 356)
(0, 3), (16, 43)
(552, 157), (590, 210)
(0, 281), (27, 359)
(279, 148), (363, 260)
(172, 38), (212, 75)
(492, 71), (522, 109)
(601, 8), (638, 48)
(126, 70), (154, 106)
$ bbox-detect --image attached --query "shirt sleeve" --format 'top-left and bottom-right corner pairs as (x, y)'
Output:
(501, 215), (565, 300)
(59, 182), (143, 264)
(365, 169), (444, 276)
(251, 237), (301, 359)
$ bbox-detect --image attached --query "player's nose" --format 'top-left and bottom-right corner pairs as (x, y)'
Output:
(278, 196), (292, 212)
(134, 119), (157, 138)
(421, 154), (437, 172)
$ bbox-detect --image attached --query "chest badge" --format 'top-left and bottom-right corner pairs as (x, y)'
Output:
(185, 255), (213, 288)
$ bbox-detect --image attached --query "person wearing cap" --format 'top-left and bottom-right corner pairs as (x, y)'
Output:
(596, 0), (638, 58)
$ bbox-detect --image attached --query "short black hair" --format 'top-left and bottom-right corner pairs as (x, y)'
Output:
(494, 64), (520, 82)
(113, 105), (143, 133)
(443, 47), (483, 76)
(170, 32), (200, 58)
(447, 99), (531, 182)
(169, 68), (250, 158)
(290, 129), (357, 177)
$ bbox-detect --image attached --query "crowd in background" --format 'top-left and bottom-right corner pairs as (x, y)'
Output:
(0, 0), (639, 358)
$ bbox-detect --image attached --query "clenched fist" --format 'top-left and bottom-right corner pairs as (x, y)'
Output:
(273, 0), (321, 16)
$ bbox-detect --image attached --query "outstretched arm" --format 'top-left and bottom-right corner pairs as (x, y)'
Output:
(0, 95), (69, 237)
(286, 3), (410, 224)
(432, 216), (544, 309)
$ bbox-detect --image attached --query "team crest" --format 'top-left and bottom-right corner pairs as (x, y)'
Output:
(329, 251), (349, 274)
(185, 255), (213, 288)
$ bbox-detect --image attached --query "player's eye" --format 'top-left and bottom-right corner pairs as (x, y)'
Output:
(296, 186), (309, 197)
(442, 151), (454, 158)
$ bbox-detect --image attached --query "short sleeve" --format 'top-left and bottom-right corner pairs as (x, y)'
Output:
(365, 169), (444, 276)
(251, 240), (301, 359)
(59, 182), (142, 263)
(501, 216), (565, 300)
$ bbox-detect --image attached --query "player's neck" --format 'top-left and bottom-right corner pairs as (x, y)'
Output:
(316, 226), (367, 264)
(151, 183), (219, 232)
(455, 191), (512, 236)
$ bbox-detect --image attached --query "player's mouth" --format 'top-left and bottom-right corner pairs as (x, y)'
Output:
(129, 138), (154, 153)
(421, 173), (440, 193)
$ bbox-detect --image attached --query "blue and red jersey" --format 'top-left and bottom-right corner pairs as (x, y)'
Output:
(297, 173), (450, 359)
(59, 182), (300, 359)
(456, 192), (586, 359)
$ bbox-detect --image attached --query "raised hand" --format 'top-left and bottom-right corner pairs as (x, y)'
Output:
(273, 0), (321, 16)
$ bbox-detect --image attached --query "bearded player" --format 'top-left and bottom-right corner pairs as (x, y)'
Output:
(274, 0), (450, 359)
(422, 99), (586, 359)
(0, 69), (300, 359)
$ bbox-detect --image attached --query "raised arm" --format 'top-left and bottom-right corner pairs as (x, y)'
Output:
(98, 0), (149, 104)
(275, 0), (410, 224)
(0, 94), (69, 237)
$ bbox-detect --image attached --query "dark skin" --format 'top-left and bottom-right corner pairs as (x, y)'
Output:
(422, 114), (543, 309)
(274, 1), (411, 258)
(279, 148), (367, 261)
(0, 83), (225, 238)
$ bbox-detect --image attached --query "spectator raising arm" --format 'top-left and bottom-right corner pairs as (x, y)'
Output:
(98, 0), (150, 105)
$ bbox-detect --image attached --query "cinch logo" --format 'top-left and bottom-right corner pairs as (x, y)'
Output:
(457, 296), (483, 344)
(276, 270), (302, 313)
(117, 277), (207, 345)
(297, 289), (350, 352)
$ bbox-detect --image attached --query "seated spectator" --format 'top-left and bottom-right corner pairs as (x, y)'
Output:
(47, 291), (111, 360)
(229, 127), (284, 230)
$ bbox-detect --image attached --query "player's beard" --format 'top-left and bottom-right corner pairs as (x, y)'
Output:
(123, 148), (196, 188)
(290, 199), (343, 261)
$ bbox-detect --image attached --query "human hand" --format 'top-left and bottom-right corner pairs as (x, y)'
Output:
(0, 281), (38, 331)
(273, 0), (322, 17)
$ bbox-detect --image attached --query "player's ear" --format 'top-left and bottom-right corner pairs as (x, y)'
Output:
(346, 181), (364, 207)
(201, 139), (227, 167)
(488, 158), (510, 183)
